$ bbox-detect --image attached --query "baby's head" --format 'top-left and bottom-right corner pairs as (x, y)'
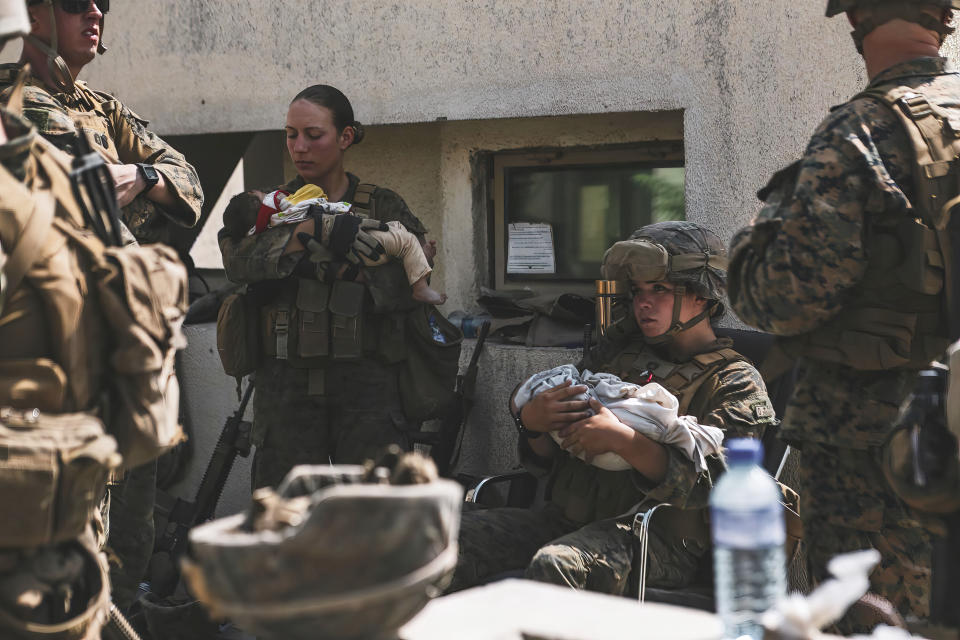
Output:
(222, 190), (264, 239)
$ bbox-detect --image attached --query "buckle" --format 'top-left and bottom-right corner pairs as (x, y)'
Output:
(901, 93), (934, 119)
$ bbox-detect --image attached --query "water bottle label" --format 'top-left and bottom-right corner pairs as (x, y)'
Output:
(711, 502), (785, 549)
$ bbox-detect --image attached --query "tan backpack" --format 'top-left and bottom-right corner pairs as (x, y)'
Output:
(0, 408), (120, 547)
(1, 129), (188, 470)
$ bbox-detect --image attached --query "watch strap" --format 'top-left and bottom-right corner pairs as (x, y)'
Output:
(136, 163), (160, 190)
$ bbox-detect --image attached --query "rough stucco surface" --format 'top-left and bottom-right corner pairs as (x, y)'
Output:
(84, 0), (917, 310)
(77, 3), (960, 480)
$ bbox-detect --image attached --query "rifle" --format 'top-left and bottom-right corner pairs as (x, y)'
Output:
(150, 377), (255, 594)
(433, 320), (491, 477)
(70, 130), (123, 247)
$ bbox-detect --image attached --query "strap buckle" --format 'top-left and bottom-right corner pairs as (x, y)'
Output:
(275, 309), (289, 360)
(900, 92), (934, 120)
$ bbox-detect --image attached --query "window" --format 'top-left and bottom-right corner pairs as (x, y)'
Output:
(492, 143), (685, 292)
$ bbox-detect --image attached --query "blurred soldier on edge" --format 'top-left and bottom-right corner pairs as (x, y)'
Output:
(729, 0), (960, 631)
(0, 0), (204, 610)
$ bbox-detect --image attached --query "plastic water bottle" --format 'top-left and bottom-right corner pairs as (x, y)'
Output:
(710, 438), (786, 640)
(428, 313), (447, 344)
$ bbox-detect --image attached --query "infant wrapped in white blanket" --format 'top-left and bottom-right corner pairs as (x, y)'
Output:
(514, 364), (725, 472)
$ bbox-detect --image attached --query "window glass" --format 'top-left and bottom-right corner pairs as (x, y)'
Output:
(503, 165), (684, 282)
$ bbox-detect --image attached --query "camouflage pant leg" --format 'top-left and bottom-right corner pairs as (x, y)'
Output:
(326, 359), (409, 465)
(801, 442), (935, 632)
(251, 358), (409, 490)
(251, 360), (334, 490)
(448, 506), (576, 593)
(525, 515), (703, 596)
(106, 459), (157, 610)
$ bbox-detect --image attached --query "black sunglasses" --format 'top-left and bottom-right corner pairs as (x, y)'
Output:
(57, 0), (109, 14)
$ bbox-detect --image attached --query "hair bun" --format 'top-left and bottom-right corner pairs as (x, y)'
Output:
(351, 121), (365, 145)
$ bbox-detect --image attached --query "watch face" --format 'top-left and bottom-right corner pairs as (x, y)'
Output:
(139, 163), (160, 186)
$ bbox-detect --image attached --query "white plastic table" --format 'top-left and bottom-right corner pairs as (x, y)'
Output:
(399, 579), (723, 640)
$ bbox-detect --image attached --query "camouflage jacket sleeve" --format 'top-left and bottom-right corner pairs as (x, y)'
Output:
(218, 223), (303, 284)
(370, 187), (428, 237)
(728, 98), (912, 335)
(633, 360), (776, 509)
(103, 94), (203, 229)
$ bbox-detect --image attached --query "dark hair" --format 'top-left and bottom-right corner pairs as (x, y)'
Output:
(290, 84), (365, 145)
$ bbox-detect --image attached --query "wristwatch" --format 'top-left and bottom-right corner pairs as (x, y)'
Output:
(136, 163), (160, 191)
(512, 406), (543, 439)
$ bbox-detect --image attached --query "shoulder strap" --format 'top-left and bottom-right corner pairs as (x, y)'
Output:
(856, 85), (960, 339)
(0, 169), (55, 299)
(0, 132), (69, 299)
(856, 86), (959, 229)
(352, 183), (378, 220)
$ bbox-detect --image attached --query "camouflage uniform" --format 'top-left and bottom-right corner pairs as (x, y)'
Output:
(450, 330), (775, 594)
(729, 57), (959, 627)
(219, 173), (431, 490)
(0, 64), (203, 610)
(0, 99), (115, 638)
(0, 65), (203, 245)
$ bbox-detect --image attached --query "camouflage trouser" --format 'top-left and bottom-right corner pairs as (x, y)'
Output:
(251, 357), (410, 490)
(106, 459), (157, 610)
(449, 503), (703, 596)
(800, 442), (937, 633)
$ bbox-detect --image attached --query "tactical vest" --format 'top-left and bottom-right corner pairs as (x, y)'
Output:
(549, 338), (747, 528)
(770, 82), (956, 373)
(257, 184), (423, 393)
(0, 67), (167, 239)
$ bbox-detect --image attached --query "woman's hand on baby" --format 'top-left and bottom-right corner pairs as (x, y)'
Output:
(520, 380), (591, 433)
(558, 398), (634, 461)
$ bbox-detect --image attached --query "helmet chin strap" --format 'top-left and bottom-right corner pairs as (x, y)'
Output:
(25, 0), (75, 93)
(644, 285), (717, 345)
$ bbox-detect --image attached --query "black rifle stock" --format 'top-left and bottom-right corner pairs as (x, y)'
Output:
(154, 378), (254, 571)
(70, 131), (123, 247)
(434, 320), (491, 476)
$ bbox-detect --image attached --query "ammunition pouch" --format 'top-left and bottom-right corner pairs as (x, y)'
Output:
(0, 408), (120, 547)
(262, 279), (369, 367)
(0, 359), (67, 412)
(398, 306), (464, 421)
(216, 288), (261, 378)
(329, 280), (365, 360)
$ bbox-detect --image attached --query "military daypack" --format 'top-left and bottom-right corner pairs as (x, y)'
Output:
(0, 118), (188, 470)
(398, 305), (463, 421)
(761, 82), (958, 378)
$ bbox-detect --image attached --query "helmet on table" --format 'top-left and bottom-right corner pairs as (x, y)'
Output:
(183, 459), (463, 640)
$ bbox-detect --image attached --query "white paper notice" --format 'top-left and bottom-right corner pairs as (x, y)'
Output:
(507, 223), (555, 274)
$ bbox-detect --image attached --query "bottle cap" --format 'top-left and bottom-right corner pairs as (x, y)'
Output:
(725, 438), (763, 465)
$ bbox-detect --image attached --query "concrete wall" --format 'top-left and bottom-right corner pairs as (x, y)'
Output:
(82, 0), (881, 310)
(29, 2), (960, 493)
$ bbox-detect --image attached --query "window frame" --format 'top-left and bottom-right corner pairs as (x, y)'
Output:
(491, 142), (685, 295)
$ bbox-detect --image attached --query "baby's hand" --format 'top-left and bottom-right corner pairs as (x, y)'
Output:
(422, 238), (438, 264)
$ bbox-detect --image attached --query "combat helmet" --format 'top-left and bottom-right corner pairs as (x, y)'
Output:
(826, 0), (959, 53)
(24, 0), (109, 93)
(0, 0), (28, 53)
(601, 221), (728, 343)
(183, 455), (462, 640)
